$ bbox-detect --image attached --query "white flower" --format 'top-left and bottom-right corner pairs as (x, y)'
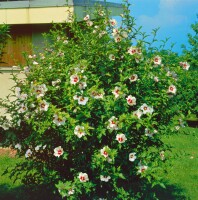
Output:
(107, 116), (119, 130)
(168, 85), (176, 94)
(33, 61), (38, 65)
(43, 145), (47, 149)
(78, 172), (89, 182)
(126, 95), (136, 106)
(39, 100), (49, 111)
(109, 54), (115, 61)
(175, 126), (180, 130)
(68, 189), (75, 195)
(127, 46), (137, 55)
(145, 128), (157, 137)
(18, 103), (28, 113)
(33, 84), (48, 98)
(15, 87), (21, 98)
(77, 96), (89, 105)
(114, 35), (122, 43)
(153, 55), (162, 65)
(116, 133), (127, 143)
(100, 146), (110, 158)
(121, 31), (128, 38)
(129, 152), (137, 162)
(15, 143), (21, 151)
(138, 165), (148, 173)
(154, 76), (159, 82)
(54, 146), (64, 157)
(112, 86), (121, 98)
(180, 61), (190, 70)
(112, 28), (119, 37)
(91, 91), (104, 99)
(86, 20), (93, 26)
(136, 47), (142, 55)
(160, 151), (165, 160)
(133, 110), (143, 119)
(100, 175), (111, 182)
(140, 103), (154, 114)
(35, 144), (42, 151)
(109, 19), (117, 26)
(25, 149), (32, 158)
(129, 74), (138, 82)
(84, 14), (90, 21)
(79, 82), (87, 90)
(70, 74), (80, 84)
(74, 125), (86, 138)
(53, 114), (66, 126)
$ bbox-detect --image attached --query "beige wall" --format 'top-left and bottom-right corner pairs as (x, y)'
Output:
(0, 6), (74, 24)
(0, 70), (25, 116)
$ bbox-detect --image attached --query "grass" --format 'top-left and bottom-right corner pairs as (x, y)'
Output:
(0, 127), (197, 200)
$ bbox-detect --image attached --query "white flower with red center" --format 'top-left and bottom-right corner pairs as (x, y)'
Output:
(84, 14), (90, 21)
(109, 19), (117, 26)
(112, 86), (121, 98)
(54, 146), (64, 157)
(25, 149), (32, 158)
(145, 128), (157, 137)
(153, 55), (162, 65)
(86, 20), (93, 26)
(33, 84), (48, 98)
(138, 165), (148, 173)
(116, 133), (127, 143)
(109, 54), (115, 61)
(180, 61), (190, 70)
(168, 85), (177, 94)
(70, 74), (80, 85)
(129, 74), (138, 82)
(160, 151), (165, 160)
(100, 175), (111, 182)
(78, 172), (89, 182)
(74, 125), (86, 138)
(53, 114), (66, 126)
(77, 96), (89, 105)
(79, 82), (87, 90)
(112, 28), (119, 37)
(39, 100), (49, 111)
(107, 116), (119, 130)
(114, 35), (122, 43)
(129, 152), (137, 162)
(140, 103), (154, 114)
(91, 91), (104, 99)
(126, 95), (136, 106)
(100, 146), (110, 158)
(18, 103), (28, 113)
(133, 109), (143, 119)
(127, 46), (137, 55)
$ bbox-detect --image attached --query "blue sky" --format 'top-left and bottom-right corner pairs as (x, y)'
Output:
(107, 0), (198, 54)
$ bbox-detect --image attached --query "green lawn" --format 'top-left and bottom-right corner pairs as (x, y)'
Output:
(0, 127), (197, 200)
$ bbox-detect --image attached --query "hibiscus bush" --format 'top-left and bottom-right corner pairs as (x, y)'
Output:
(0, 1), (191, 199)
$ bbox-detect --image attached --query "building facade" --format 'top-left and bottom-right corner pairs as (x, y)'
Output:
(0, 0), (122, 101)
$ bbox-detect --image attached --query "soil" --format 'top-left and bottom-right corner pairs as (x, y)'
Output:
(0, 147), (17, 157)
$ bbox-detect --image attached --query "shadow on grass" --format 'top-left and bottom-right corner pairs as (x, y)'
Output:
(154, 183), (189, 200)
(0, 183), (189, 200)
(0, 184), (62, 200)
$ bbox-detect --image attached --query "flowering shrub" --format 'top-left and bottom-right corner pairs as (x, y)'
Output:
(0, 1), (191, 199)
